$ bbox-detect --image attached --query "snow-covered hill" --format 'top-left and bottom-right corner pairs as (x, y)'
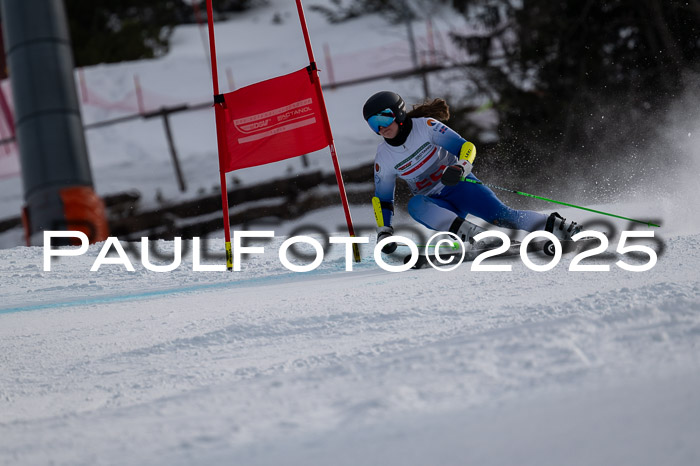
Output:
(1, 220), (699, 465)
(1, 1), (700, 464)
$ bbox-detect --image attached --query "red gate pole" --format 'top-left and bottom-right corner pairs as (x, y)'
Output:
(295, 0), (361, 263)
(205, 0), (233, 270)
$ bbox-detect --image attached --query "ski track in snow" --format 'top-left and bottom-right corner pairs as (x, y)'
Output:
(1, 232), (699, 465)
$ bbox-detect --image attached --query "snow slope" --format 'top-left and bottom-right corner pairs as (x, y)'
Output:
(2, 1), (700, 464)
(1, 222), (699, 465)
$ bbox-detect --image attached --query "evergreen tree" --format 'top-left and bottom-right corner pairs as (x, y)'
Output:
(65, 0), (262, 67)
(450, 0), (700, 192)
(65, 0), (186, 67)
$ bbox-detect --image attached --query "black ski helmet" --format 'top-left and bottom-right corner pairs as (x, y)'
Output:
(362, 91), (407, 124)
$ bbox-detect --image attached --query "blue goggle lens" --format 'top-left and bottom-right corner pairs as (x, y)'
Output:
(367, 109), (396, 133)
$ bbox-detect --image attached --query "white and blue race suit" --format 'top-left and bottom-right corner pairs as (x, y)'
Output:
(374, 117), (547, 232)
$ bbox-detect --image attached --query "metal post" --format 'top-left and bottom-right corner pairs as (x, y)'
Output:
(323, 43), (336, 89)
(134, 74), (145, 114)
(78, 68), (89, 103)
(143, 105), (188, 192)
(226, 67), (235, 91)
(161, 111), (186, 192)
(403, 0), (429, 99)
(1, 0), (109, 245)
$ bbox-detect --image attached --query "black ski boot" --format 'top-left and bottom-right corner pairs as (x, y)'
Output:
(543, 212), (582, 256)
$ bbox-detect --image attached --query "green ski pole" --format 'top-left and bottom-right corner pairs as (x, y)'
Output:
(462, 178), (660, 228)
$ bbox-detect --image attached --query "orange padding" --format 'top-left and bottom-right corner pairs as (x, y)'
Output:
(60, 186), (110, 244)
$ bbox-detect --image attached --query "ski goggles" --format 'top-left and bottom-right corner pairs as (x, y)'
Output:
(366, 108), (396, 134)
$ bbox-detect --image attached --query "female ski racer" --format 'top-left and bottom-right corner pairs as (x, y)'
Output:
(363, 91), (580, 253)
